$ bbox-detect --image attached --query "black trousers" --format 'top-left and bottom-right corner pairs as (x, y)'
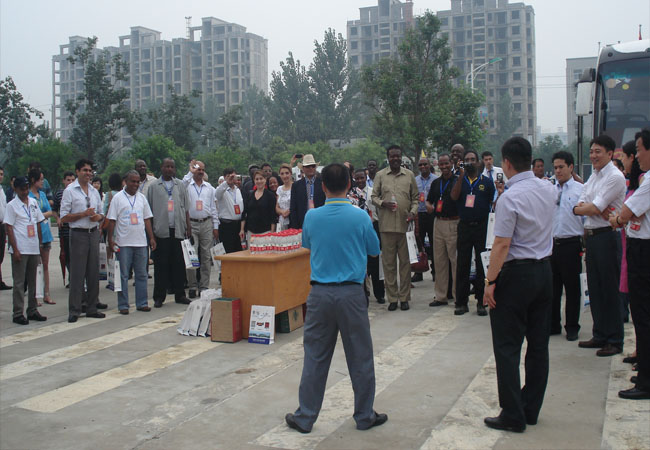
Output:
(627, 238), (650, 391)
(490, 260), (552, 426)
(0, 224), (5, 283)
(585, 231), (624, 347)
(551, 239), (582, 334)
(417, 212), (435, 274)
(456, 219), (487, 306)
(219, 220), (243, 254)
(153, 229), (186, 303)
(367, 221), (385, 300)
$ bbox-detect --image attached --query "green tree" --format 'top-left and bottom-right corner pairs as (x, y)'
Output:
(0, 76), (48, 165)
(239, 87), (270, 147)
(213, 105), (243, 149)
(130, 135), (189, 176)
(102, 157), (137, 183)
(432, 87), (486, 153)
(494, 92), (518, 146)
(138, 86), (203, 151)
(308, 29), (366, 141)
(361, 11), (482, 161)
(65, 37), (135, 169)
(268, 53), (316, 143)
(535, 135), (567, 165)
(201, 146), (250, 182)
(17, 138), (78, 191)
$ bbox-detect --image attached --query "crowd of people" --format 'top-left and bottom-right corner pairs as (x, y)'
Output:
(0, 129), (648, 424)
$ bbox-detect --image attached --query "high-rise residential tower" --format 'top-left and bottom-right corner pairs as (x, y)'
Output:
(52, 17), (268, 145)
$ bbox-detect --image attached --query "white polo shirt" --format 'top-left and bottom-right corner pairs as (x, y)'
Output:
(106, 189), (153, 247)
(4, 197), (45, 255)
(625, 176), (650, 239)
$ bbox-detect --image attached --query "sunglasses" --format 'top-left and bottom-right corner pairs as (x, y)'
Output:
(418, 163), (428, 166)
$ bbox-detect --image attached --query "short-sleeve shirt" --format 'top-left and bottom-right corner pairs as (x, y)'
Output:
(60, 180), (103, 229)
(302, 198), (380, 284)
(29, 190), (53, 244)
(494, 171), (556, 261)
(427, 174), (458, 218)
(415, 173), (437, 213)
(5, 197), (45, 255)
(106, 189), (153, 247)
(455, 174), (495, 222)
(625, 176), (650, 239)
(579, 160), (626, 229)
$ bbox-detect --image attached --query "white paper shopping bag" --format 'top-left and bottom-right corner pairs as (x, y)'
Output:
(107, 258), (121, 292)
(406, 223), (419, 264)
(580, 272), (589, 309)
(182, 239), (200, 269)
(210, 242), (226, 271)
(99, 243), (108, 280)
(35, 263), (44, 299)
(480, 250), (491, 273)
(248, 305), (276, 345)
(485, 213), (496, 249)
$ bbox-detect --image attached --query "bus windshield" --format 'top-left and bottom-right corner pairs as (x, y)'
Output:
(596, 58), (650, 146)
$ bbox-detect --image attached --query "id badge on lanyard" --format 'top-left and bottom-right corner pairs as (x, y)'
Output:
(167, 200), (174, 211)
(419, 192), (425, 202)
(27, 224), (36, 237)
(234, 204), (241, 215)
(465, 194), (476, 208)
(436, 199), (443, 212)
(196, 200), (203, 211)
(130, 212), (139, 225)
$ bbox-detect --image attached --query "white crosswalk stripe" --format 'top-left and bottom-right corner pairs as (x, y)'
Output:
(252, 310), (460, 450)
(0, 313), (183, 381)
(14, 339), (219, 413)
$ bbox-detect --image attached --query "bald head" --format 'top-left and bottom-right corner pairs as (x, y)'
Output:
(451, 144), (465, 166)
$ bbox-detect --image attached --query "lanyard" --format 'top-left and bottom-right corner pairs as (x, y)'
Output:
(307, 178), (314, 199)
(193, 183), (204, 198)
(464, 176), (480, 195)
(138, 179), (146, 192)
(419, 176), (431, 195)
(124, 191), (136, 210)
(163, 181), (173, 197)
(22, 203), (32, 222)
(439, 178), (452, 200)
(228, 187), (237, 204)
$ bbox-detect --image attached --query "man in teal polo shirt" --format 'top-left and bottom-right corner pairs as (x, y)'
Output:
(285, 163), (387, 434)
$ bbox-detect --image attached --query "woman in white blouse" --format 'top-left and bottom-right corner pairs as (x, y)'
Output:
(276, 164), (293, 231)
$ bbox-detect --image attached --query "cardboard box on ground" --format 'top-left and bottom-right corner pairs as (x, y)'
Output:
(276, 305), (304, 333)
(211, 298), (242, 343)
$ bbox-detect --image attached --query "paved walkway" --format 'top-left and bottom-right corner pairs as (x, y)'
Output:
(0, 239), (647, 450)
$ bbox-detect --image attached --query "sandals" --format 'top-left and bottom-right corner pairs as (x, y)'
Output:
(44, 294), (56, 305)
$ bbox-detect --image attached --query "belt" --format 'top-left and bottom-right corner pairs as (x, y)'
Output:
(437, 216), (459, 221)
(190, 217), (210, 223)
(584, 226), (613, 237)
(219, 218), (239, 224)
(503, 256), (550, 268)
(553, 236), (581, 245)
(310, 281), (361, 286)
(460, 219), (486, 226)
(71, 227), (98, 233)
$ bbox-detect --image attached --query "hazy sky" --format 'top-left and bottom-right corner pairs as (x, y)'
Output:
(1, 0), (648, 134)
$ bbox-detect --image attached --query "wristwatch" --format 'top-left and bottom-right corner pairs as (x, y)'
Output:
(485, 277), (496, 287)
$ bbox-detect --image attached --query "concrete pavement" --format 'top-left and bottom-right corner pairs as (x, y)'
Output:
(0, 239), (647, 450)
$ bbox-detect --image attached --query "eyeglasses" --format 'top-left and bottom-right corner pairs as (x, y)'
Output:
(418, 163), (428, 167)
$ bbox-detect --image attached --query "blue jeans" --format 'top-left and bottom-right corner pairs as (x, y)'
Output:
(117, 246), (149, 310)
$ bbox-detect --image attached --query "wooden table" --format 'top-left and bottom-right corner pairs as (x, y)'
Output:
(214, 249), (311, 338)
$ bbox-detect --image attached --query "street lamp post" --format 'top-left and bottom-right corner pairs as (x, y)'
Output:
(465, 57), (502, 91)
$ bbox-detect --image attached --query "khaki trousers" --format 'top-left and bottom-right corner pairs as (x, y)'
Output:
(380, 232), (411, 303)
(433, 218), (458, 302)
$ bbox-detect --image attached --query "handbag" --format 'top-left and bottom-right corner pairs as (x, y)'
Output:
(410, 250), (429, 273)
(405, 222), (420, 264)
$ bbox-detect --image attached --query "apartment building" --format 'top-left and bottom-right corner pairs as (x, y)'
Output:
(52, 17), (268, 144)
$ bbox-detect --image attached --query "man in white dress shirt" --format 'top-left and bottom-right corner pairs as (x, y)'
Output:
(550, 151), (584, 341)
(481, 151), (507, 183)
(60, 159), (107, 323)
(573, 135), (626, 356)
(215, 168), (245, 253)
(106, 171), (156, 314)
(182, 160), (219, 298)
(0, 165), (10, 291)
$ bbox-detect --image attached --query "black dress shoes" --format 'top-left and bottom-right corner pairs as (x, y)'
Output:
(477, 305), (487, 316)
(189, 289), (198, 299)
(119, 309), (129, 315)
(454, 305), (469, 316)
(68, 315), (78, 323)
(596, 344), (622, 357)
(13, 316), (29, 325)
(400, 301), (410, 311)
(484, 416), (525, 433)
(631, 376), (638, 384)
(618, 387), (650, 400)
(578, 338), (605, 349)
(0, 282), (12, 290)
(387, 302), (398, 311)
(411, 273), (423, 282)
(357, 411), (388, 430)
(154, 301), (163, 308)
(623, 355), (638, 364)
(566, 331), (579, 341)
(27, 311), (47, 322)
(175, 297), (191, 305)
(285, 413), (310, 434)
(429, 300), (448, 307)
(96, 302), (108, 310)
(86, 312), (106, 319)
(376, 297), (386, 304)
